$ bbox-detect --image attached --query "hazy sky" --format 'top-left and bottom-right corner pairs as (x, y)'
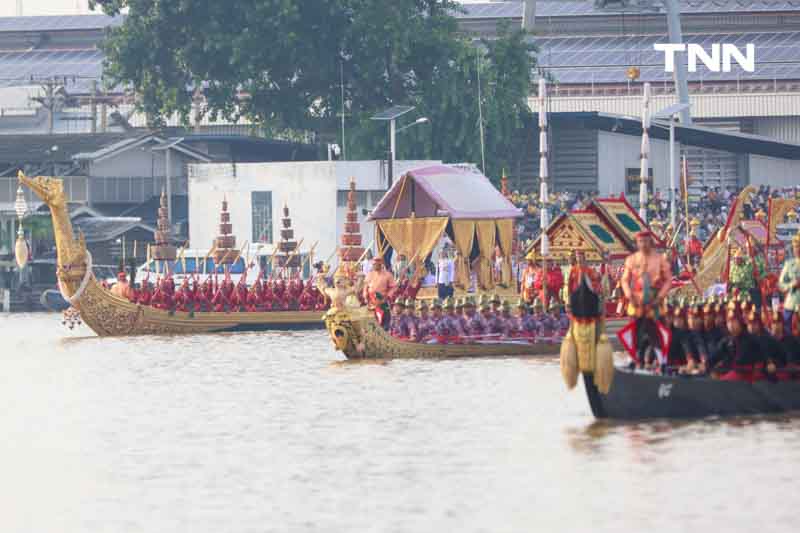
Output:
(0, 0), (99, 17)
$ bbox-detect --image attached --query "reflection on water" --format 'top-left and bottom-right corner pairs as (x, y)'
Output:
(2, 313), (799, 533)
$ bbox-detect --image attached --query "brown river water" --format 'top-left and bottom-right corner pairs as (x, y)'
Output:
(1, 313), (799, 533)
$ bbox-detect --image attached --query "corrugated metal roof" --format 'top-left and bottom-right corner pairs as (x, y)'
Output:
(0, 48), (105, 90)
(536, 31), (800, 83)
(0, 132), (134, 163)
(455, 1), (800, 19)
(0, 14), (124, 33)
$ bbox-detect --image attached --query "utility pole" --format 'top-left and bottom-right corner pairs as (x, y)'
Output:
(90, 80), (98, 134)
(16, 0), (23, 17)
(663, 0), (692, 125)
(33, 79), (61, 135)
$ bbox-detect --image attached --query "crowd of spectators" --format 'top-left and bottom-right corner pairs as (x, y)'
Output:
(507, 184), (800, 249)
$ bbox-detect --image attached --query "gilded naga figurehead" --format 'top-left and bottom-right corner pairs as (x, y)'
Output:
(17, 171), (67, 209)
(17, 171), (88, 288)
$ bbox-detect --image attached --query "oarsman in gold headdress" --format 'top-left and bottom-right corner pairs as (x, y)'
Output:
(778, 230), (800, 329)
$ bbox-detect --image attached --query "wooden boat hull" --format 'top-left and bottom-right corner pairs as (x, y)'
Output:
(324, 307), (562, 359)
(74, 277), (324, 336)
(583, 369), (800, 420)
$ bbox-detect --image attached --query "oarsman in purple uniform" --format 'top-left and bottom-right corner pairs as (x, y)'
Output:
(415, 299), (436, 342)
(499, 300), (517, 337)
(539, 302), (560, 339)
(531, 298), (546, 326)
(520, 300), (540, 340)
(484, 303), (505, 336)
(389, 300), (406, 338)
(465, 300), (487, 338)
(505, 299), (525, 338)
(490, 293), (502, 318)
(455, 298), (469, 334)
(437, 297), (465, 343)
(558, 305), (569, 337)
(430, 298), (444, 332)
(400, 299), (419, 340)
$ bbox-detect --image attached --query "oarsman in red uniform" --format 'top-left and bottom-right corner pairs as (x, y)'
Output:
(273, 278), (289, 310)
(288, 277), (304, 309)
(745, 304), (776, 381)
(248, 275), (264, 312)
(767, 308), (796, 381)
(545, 260), (564, 308)
(298, 280), (317, 311)
(126, 276), (140, 304)
(261, 277), (275, 310)
(233, 275), (249, 312)
(152, 276), (176, 311)
(174, 278), (192, 312)
(212, 273), (236, 312)
(567, 250), (601, 294)
(709, 300), (763, 382)
(199, 277), (214, 311)
(621, 230), (672, 368)
(138, 276), (153, 306)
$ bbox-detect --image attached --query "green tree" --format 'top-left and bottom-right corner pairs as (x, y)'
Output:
(92, 1), (536, 182)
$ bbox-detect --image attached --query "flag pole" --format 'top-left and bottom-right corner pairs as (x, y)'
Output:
(538, 77), (550, 306)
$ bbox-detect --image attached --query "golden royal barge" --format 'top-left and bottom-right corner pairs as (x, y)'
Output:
(19, 172), (324, 336)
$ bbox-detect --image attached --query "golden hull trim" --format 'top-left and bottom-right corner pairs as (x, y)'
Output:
(324, 309), (561, 360)
(73, 278), (324, 337)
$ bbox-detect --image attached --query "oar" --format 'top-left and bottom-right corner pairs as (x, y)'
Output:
(202, 244), (217, 276)
(299, 241), (320, 274)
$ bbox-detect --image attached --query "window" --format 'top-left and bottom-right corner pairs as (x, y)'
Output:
(252, 191), (273, 243)
(625, 168), (654, 199)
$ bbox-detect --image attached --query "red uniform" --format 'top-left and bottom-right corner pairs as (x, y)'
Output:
(175, 279), (192, 312)
(212, 278), (236, 312)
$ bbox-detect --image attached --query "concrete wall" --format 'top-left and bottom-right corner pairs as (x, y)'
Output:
(597, 130), (677, 198)
(189, 160), (437, 267)
(748, 154), (800, 187)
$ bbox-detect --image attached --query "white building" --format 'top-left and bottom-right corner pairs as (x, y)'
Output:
(187, 160), (439, 268)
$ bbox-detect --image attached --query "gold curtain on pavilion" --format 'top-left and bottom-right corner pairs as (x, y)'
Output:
(475, 220), (497, 290)
(376, 217), (449, 264)
(451, 220), (476, 288)
(495, 218), (514, 286)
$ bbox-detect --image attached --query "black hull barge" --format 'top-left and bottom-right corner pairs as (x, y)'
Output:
(583, 369), (800, 420)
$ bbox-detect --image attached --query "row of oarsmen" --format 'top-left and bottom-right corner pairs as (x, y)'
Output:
(650, 292), (800, 381)
(387, 294), (569, 343)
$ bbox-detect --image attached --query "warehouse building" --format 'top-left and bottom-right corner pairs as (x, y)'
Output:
(456, 1), (800, 192)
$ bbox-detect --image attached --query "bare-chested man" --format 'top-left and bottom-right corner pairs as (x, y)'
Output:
(363, 255), (397, 328)
(621, 230), (672, 368)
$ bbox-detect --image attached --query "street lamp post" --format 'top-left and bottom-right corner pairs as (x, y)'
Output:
(371, 106), (416, 188)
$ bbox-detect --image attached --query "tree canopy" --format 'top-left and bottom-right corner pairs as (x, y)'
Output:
(92, 0), (537, 182)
